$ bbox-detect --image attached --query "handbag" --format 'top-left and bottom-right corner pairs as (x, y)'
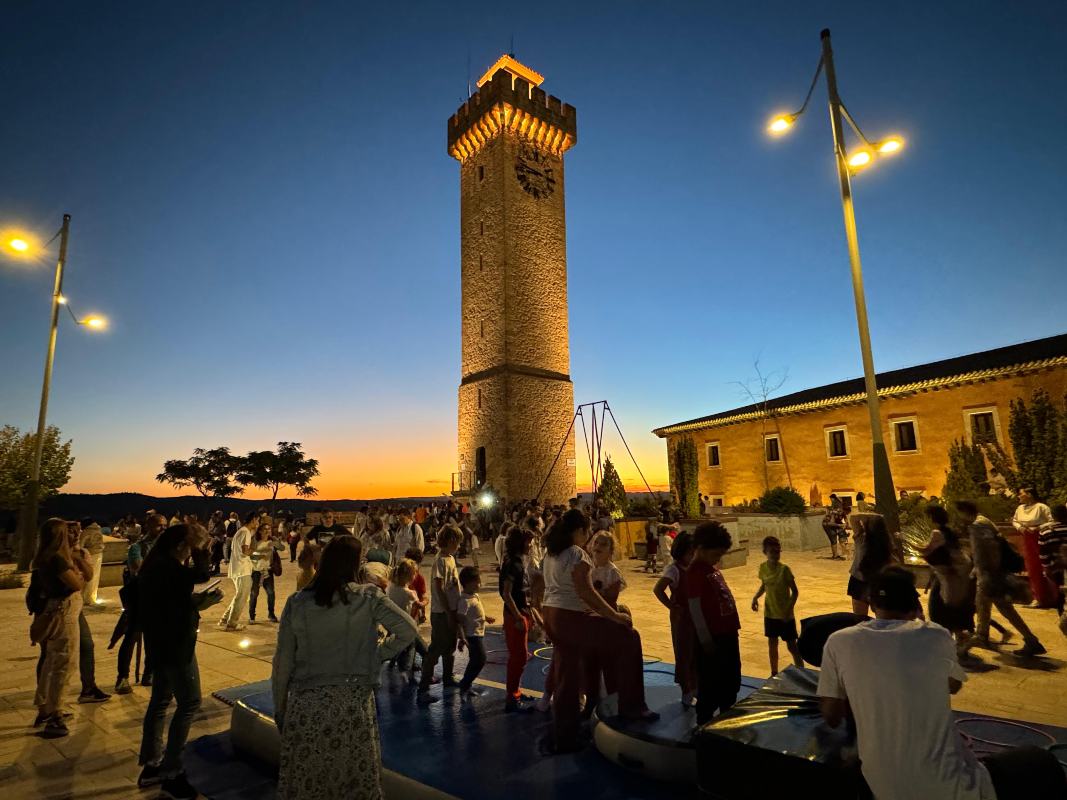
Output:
(998, 536), (1025, 574)
(270, 548), (283, 577)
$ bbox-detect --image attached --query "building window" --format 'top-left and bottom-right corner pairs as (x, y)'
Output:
(709, 494), (725, 507)
(706, 442), (720, 468)
(765, 434), (781, 463)
(892, 418), (919, 453)
(478, 165), (485, 181)
(832, 491), (856, 512)
(825, 426), (849, 459)
(968, 410), (998, 444)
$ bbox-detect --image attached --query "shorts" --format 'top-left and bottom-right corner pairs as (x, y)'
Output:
(764, 617), (798, 642)
(846, 575), (868, 601)
(822, 525), (847, 544)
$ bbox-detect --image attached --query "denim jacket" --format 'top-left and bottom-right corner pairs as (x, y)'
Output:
(271, 582), (417, 727)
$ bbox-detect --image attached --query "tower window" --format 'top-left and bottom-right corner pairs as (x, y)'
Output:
(479, 220), (484, 235)
(479, 255), (483, 272)
(477, 388), (482, 409)
(479, 320), (484, 337)
(478, 165), (485, 182)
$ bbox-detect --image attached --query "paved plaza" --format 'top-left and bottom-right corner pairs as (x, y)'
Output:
(0, 544), (1064, 798)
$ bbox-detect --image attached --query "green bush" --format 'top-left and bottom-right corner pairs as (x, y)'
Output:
(758, 486), (806, 515)
(626, 498), (660, 518)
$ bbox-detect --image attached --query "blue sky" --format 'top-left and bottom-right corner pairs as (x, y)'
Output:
(1, 1), (1065, 497)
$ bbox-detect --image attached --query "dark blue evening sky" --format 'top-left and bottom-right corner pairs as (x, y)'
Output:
(2, 2), (1065, 496)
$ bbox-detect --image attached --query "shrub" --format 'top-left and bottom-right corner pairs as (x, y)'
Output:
(627, 498), (660, 518)
(757, 486), (806, 515)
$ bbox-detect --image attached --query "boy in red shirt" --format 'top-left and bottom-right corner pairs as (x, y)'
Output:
(686, 521), (741, 725)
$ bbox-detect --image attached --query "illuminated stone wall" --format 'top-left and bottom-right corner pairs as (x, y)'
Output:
(661, 366), (1067, 505)
(452, 62), (577, 504)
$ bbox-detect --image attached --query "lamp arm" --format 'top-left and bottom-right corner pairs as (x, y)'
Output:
(792, 55), (825, 118)
(839, 102), (876, 149)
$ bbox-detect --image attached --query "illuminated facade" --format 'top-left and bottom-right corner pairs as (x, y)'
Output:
(448, 55), (577, 504)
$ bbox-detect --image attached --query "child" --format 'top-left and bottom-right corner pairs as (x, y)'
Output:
(590, 532), (627, 610)
(499, 527), (541, 713)
(418, 527), (462, 699)
(388, 559), (425, 682)
(751, 536), (804, 676)
(644, 518), (659, 573)
(405, 547), (429, 624)
(686, 521), (741, 725)
(456, 565), (495, 699)
(653, 531), (697, 706)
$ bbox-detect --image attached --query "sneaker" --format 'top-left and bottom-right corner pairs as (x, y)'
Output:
(137, 763), (164, 788)
(33, 709), (72, 727)
(39, 715), (69, 739)
(681, 692), (697, 708)
(115, 678), (132, 695)
(269, 616), (279, 624)
(78, 686), (111, 704)
(1013, 640), (1047, 658)
(505, 698), (533, 713)
(160, 771), (200, 799)
(248, 619), (258, 626)
(534, 695), (552, 713)
(223, 623), (246, 632)
(998, 629), (1014, 645)
(140, 674), (153, 687)
(962, 634), (994, 652)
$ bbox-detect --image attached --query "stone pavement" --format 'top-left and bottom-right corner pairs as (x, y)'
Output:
(0, 544), (1064, 798)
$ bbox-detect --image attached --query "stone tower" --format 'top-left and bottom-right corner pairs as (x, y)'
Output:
(447, 55), (577, 505)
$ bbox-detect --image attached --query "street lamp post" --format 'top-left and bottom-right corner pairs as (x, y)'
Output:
(16, 214), (71, 571)
(769, 29), (902, 532)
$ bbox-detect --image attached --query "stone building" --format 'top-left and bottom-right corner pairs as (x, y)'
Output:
(447, 55), (577, 504)
(654, 333), (1067, 507)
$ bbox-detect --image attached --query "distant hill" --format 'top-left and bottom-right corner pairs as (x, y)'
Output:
(26, 492), (444, 525)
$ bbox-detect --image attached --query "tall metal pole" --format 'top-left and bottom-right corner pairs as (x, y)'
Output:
(819, 30), (899, 533)
(16, 214), (71, 571)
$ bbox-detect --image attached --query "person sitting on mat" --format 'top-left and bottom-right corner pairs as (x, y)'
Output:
(818, 565), (1066, 800)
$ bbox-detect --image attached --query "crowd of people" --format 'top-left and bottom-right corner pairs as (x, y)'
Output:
(22, 488), (1067, 800)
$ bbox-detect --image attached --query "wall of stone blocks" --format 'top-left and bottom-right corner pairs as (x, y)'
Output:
(664, 367), (1067, 505)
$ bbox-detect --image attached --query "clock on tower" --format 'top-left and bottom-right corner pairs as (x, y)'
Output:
(447, 55), (578, 504)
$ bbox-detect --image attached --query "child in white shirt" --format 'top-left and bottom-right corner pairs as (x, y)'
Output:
(456, 565), (495, 699)
(590, 532), (627, 610)
(387, 558), (426, 682)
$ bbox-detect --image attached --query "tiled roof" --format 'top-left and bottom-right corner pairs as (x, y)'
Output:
(653, 333), (1067, 437)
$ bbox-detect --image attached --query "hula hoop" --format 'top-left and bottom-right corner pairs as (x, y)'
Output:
(955, 717), (1056, 751)
(642, 668), (676, 677)
(642, 656), (662, 666)
(1049, 743), (1067, 768)
(533, 646), (554, 660)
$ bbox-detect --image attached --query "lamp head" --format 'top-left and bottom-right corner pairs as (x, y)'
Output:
(877, 135), (904, 155)
(83, 315), (108, 331)
(847, 148), (873, 171)
(767, 113), (796, 135)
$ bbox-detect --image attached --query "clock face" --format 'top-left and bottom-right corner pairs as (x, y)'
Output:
(514, 145), (556, 199)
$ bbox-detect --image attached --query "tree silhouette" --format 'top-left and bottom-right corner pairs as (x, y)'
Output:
(596, 456), (628, 517)
(156, 447), (243, 498)
(236, 441), (319, 513)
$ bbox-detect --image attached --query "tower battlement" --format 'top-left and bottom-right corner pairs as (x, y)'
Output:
(447, 63), (577, 162)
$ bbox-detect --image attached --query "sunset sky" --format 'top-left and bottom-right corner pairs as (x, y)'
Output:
(2, 3), (1065, 501)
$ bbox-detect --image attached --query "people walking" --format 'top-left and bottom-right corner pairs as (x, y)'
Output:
(272, 536), (416, 800)
(218, 512), (255, 631)
(249, 522), (283, 624)
(114, 512), (166, 694)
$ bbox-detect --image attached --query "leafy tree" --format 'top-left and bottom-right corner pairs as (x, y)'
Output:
(983, 389), (1067, 504)
(156, 447), (243, 498)
(596, 456), (628, 518)
(942, 439), (988, 504)
(0, 425), (74, 511)
(757, 486), (806, 515)
(671, 436), (701, 519)
(236, 441), (319, 513)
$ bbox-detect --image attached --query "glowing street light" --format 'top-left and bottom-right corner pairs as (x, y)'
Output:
(767, 113), (796, 135)
(1, 214), (112, 570)
(766, 29), (908, 534)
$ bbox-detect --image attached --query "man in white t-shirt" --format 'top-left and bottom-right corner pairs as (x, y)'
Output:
(394, 511), (424, 562)
(817, 566), (995, 800)
(218, 512), (256, 631)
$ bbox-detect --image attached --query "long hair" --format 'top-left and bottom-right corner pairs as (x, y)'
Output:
(32, 518), (69, 570)
(311, 535), (362, 608)
(544, 509), (589, 556)
(852, 513), (893, 575)
(924, 504), (958, 547)
(504, 526), (533, 559)
(140, 524), (194, 574)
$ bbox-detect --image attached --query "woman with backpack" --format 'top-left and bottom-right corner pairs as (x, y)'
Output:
(29, 518), (92, 737)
